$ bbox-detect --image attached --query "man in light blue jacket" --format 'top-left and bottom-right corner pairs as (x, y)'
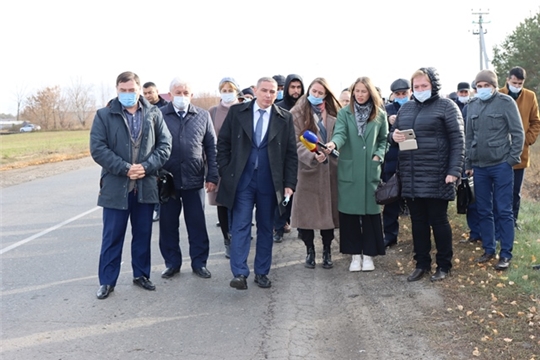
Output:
(90, 71), (172, 299)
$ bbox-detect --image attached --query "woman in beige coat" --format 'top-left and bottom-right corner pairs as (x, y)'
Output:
(290, 78), (341, 269)
(207, 77), (241, 258)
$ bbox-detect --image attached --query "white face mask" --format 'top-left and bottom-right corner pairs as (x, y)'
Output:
(173, 96), (190, 110)
(414, 90), (431, 103)
(220, 92), (237, 103)
(458, 96), (470, 104)
(508, 84), (522, 93)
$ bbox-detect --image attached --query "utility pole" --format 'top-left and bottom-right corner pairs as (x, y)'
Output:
(472, 9), (491, 70)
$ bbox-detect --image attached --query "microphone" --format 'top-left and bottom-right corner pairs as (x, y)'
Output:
(303, 130), (339, 158)
(299, 135), (328, 164)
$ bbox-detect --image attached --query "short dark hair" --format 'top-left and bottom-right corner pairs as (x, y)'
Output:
(143, 81), (157, 89)
(116, 71), (140, 86)
(508, 66), (526, 80)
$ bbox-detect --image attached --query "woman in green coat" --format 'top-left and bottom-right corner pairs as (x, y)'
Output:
(325, 77), (388, 272)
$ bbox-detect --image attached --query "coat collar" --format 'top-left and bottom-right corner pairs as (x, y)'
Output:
(237, 101), (289, 143)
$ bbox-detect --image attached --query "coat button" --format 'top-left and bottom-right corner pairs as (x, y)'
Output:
(363, 146), (366, 149)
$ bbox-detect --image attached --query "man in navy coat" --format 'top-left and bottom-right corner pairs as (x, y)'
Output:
(216, 76), (298, 289)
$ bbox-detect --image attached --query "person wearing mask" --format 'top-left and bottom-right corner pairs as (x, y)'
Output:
(216, 76), (298, 290)
(390, 67), (464, 282)
(90, 71), (172, 299)
(325, 77), (388, 272)
(454, 81), (481, 244)
(273, 74), (305, 243)
(272, 75), (286, 103)
(498, 66), (540, 230)
(158, 78), (218, 280)
(290, 78), (340, 269)
(466, 69), (524, 271)
(382, 78), (411, 248)
(453, 82), (471, 114)
(142, 81), (169, 222)
(208, 77), (241, 258)
(239, 87), (255, 103)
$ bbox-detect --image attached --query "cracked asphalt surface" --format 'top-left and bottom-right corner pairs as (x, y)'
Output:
(1, 157), (467, 359)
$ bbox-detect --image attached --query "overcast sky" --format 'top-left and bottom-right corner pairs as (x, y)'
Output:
(1, 0), (539, 115)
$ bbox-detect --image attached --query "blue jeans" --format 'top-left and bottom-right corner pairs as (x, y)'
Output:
(512, 168), (525, 223)
(474, 162), (514, 259)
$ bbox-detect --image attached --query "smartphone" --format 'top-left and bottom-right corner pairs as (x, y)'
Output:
(399, 129), (416, 139)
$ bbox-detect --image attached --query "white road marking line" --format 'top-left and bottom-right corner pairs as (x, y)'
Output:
(0, 206), (100, 255)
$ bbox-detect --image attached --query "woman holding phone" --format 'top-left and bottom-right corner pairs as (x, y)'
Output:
(389, 67), (464, 282)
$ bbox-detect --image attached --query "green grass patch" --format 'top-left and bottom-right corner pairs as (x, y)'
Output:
(0, 130), (90, 168)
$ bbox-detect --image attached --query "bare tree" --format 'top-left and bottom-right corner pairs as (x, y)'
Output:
(192, 92), (220, 110)
(14, 84), (28, 120)
(23, 86), (66, 130)
(66, 77), (96, 128)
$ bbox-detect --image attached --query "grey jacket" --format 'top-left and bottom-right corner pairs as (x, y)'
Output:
(465, 92), (524, 170)
(90, 97), (172, 209)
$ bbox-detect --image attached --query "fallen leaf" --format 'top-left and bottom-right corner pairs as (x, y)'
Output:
(522, 275), (529, 280)
(503, 338), (513, 342)
(509, 281), (514, 285)
(466, 311), (473, 316)
(491, 293), (498, 302)
(493, 329), (498, 335)
(457, 305), (464, 311)
(472, 348), (481, 356)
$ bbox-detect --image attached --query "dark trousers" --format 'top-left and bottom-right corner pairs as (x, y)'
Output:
(382, 199), (402, 243)
(299, 228), (334, 248)
(230, 171), (276, 277)
(217, 205), (230, 240)
(339, 212), (385, 256)
(98, 191), (154, 286)
(512, 168), (525, 223)
(273, 195), (292, 235)
(405, 197), (453, 271)
(466, 200), (482, 240)
(474, 163), (514, 259)
(159, 188), (210, 270)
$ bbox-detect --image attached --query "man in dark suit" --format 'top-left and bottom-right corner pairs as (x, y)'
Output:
(216, 76), (298, 290)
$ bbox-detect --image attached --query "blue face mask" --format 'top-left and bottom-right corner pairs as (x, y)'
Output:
(413, 90), (431, 103)
(118, 92), (138, 107)
(307, 94), (324, 105)
(394, 97), (408, 106)
(276, 90), (284, 100)
(476, 88), (493, 101)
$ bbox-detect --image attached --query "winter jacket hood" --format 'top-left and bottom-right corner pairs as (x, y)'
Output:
(275, 74), (304, 111)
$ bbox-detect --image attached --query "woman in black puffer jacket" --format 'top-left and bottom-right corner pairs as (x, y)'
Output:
(389, 67), (464, 282)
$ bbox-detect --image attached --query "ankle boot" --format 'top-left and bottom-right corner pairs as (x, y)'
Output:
(305, 246), (315, 269)
(322, 245), (333, 269)
(224, 234), (231, 259)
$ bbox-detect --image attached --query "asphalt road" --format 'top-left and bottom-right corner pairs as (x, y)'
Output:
(1, 162), (466, 360)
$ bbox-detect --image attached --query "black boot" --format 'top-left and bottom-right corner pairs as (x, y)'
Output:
(322, 245), (333, 269)
(305, 246), (315, 269)
(224, 234), (231, 259)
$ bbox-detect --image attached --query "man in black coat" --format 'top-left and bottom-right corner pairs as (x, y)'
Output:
(217, 76), (298, 290)
(382, 78), (410, 247)
(273, 74), (305, 242)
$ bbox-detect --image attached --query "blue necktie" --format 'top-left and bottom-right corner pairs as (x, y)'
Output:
(255, 109), (265, 145)
(178, 111), (185, 118)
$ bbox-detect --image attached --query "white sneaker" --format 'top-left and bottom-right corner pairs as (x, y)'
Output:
(362, 255), (375, 271)
(349, 255), (362, 272)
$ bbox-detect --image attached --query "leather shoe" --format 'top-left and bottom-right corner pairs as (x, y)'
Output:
(193, 267), (211, 278)
(532, 264), (540, 270)
(230, 275), (248, 290)
(476, 252), (495, 263)
(161, 267), (180, 279)
(273, 233), (283, 243)
(407, 268), (428, 282)
(133, 276), (156, 291)
(494, 257), (511, 270)
(430, 268), (450, 282)
(254, 274), (272, 288)
(384, 239), (397, 247)
(96, 285), (114, 299)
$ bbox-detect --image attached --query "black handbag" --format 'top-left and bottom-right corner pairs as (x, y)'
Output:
(456, 176), (475, 214)
(375, 171), (401, 205)
(157, 169), (176, 204)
